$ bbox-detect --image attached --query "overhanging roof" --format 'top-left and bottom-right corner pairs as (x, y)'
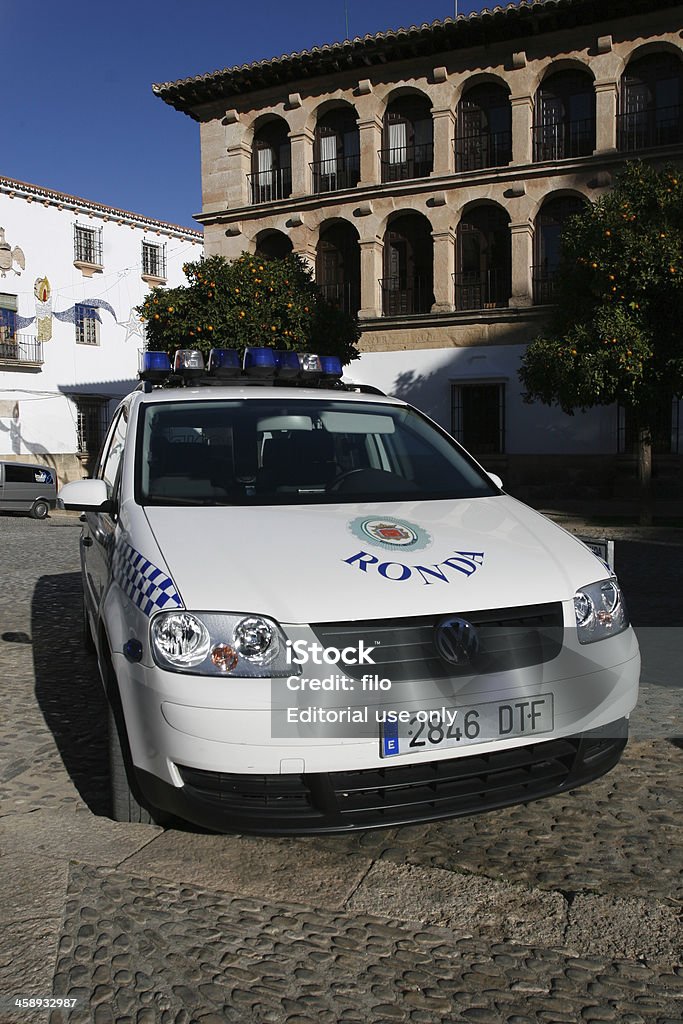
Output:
(153, 0), (683, 119)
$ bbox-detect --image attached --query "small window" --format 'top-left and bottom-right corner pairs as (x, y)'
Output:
(74, 224), (103, 266)
(76, 397), (110, 460)
(142, 241), (167, 281)
(452, 382), (505, 455)
(618, 399), (680, 454)
(4, 464), (47, 484)
(75, 304), (99, 346)
(98, 406), (128, 498)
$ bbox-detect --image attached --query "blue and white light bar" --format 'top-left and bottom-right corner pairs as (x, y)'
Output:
(320, 355), (343, 379)
(208, 348), (240, 378)
(173, 349), (205, 379)
(273, 350), (300, 379)
(243, 346), (277, 377)
(139, 351), (171, 382)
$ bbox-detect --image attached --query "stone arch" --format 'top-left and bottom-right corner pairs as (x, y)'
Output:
(456, 75), (512, 171)
(618, 45), (683, 151)
(533, 62), (596, 161)
(254, 229), (293, 260)
(381, 210), (434, 315)
(455, 201), (511, 311)
(309, 99), (361, 194)
(315, 218), (361, 314)
(249, 114), (292, 203)
(532, 191), (590, 304)
(381, 89), (434, 181)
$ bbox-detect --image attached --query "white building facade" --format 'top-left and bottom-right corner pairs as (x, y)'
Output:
(0, 176), (203, 482)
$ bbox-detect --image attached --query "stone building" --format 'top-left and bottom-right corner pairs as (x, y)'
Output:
(154, 0), (683, 497)
(0, 177), (202, 482)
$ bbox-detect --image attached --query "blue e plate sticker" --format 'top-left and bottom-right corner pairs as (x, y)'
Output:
(381, 719), (400, 757)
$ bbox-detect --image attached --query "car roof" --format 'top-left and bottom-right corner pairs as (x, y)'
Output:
(132, 385), (407, 408)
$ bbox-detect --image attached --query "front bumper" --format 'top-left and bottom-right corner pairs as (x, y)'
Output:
(136, 718), (629, 834)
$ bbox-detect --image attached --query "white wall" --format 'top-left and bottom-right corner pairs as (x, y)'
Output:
(353, 345), (618, 455)
(0, 184), (203, 464)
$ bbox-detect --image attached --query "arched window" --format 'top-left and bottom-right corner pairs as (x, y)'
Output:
(316, 223), (360, 314)
(534, 70), (595, 161)
(533, 195), (587, 304)
(381, 214), (434, 315)
(455, 206), (511, 310)
(381, 96), (433, 182)
(619, 53), (683, 151)
(255, 231), (293, 260)
(456, 84), (512, 171)
(312, 109), (360, 194)
(249, 121), (292, 204)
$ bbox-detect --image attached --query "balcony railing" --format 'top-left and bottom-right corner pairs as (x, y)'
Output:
(0, 334), (43, 365)
(310, 154), (360, 194)
(455, 130), (512, 172)
(247, 167), (292, 205)
(379, 277), (432, 316)
(454, 269), (510, 311)
(618, 106), (683, 151)
(532, 266), (559, 305)
(318, 282), (360, 315)
(533, 118), (595, 161)
(379, 143), (433, 182)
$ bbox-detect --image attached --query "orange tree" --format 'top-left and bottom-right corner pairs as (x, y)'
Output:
(519, 162), (683, 515)
(137, 251), (360, 365)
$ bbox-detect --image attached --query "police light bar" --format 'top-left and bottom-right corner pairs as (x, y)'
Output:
(139, 351), (171, 382)
(208, 348), (240, 378)
(298, 353), (322, 379)
(320, 355), (343, 379)
(244, 346), (276, 377)
(273, 350), (300, 380)
(173, 349), (205, 380)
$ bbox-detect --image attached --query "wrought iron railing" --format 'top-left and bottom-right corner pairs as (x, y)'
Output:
(532, 266), (559, 305)
(617, 106), (683, 151)
(455, 129), (512, 172)
(0, 334), (43, 365)
(379, 277), (432, 316)
(532, 118), (595, 161)
(247, 167), (293, 204)
(318, 282), (360, 315)
(310, 154), (361, 194)
(379, 143), (433, 182)
(453, 269), (510, 310)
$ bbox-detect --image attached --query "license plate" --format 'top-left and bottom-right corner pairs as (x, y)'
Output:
(379, 693), (554, 758)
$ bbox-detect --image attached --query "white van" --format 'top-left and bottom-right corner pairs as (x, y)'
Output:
(0, 461), (57, 519)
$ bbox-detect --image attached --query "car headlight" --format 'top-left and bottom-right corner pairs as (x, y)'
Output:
(573, 578), (629, 644)
(150, 611), (292, 676)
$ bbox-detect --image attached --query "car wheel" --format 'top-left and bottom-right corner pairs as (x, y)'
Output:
(107, 691), (172, 827)
(31, 500), (49, 520)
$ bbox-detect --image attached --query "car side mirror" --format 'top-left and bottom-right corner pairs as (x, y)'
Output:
(58, 478), (114, 514)
(487, 472), (504, 490)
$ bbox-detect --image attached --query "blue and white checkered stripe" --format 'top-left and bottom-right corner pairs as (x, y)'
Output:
(112, 541), (182, 617)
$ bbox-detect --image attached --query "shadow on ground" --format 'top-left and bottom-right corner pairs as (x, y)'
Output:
(31, 571), (110, 816)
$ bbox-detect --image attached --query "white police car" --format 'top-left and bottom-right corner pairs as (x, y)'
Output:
(59, 347), (640, 834)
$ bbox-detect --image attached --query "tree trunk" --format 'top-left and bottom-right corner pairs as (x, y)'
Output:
(637, 425), (653, 526)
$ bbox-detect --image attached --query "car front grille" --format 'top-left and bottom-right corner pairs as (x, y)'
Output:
(174, 720), (627, 834)
(310, 603), (564, 681)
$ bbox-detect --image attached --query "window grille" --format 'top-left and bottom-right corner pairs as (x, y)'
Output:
(74, 224), (103, 265)
(142, 241), (167, 279)
(452, 382), (506, 455)
(75, 397), (110, 458)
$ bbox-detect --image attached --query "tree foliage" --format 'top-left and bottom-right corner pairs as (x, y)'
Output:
(519, 162), (683, 423)
(137, 251), (360, 365)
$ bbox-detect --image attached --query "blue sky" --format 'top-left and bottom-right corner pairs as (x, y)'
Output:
(2, 1), (483, 229)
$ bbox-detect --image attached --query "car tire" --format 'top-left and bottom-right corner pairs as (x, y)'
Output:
(31, 500), (49, 520)
(107, 688), (172, 827)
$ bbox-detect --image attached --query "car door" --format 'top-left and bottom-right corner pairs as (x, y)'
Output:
(81, 404), (128, 624)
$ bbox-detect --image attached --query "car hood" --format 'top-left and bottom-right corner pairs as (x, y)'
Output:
(142, 496), (607, 624)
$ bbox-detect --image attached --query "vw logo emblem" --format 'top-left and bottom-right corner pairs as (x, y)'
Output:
(434, 616), (479, 666)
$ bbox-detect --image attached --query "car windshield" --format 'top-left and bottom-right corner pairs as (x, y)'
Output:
(135, 398), (498, 506)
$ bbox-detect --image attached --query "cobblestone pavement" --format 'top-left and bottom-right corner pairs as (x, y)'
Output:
(0, 511), (681, 1024)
